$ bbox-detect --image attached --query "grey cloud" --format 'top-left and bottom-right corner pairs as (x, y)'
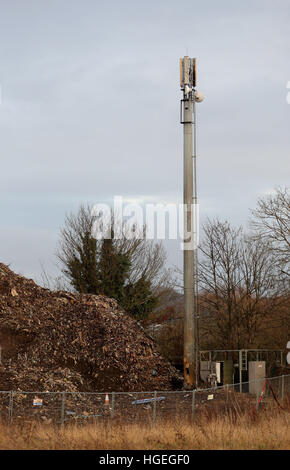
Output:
(0, 0), (289, 281)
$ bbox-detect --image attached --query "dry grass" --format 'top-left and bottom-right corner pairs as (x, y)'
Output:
(0, 404), (289, 450)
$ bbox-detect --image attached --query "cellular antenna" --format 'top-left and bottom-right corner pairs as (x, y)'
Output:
(180, 56), (204, 388)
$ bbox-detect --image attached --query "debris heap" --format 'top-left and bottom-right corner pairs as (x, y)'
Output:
(0, 263), (182, 392)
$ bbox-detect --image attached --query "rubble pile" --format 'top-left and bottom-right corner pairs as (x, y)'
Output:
(0, 263), (182, 392)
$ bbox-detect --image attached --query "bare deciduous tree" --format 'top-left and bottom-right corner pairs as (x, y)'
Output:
(251, 187), (290, 343)
(198, 218), (277, 349)
(251, 186), (290, 276)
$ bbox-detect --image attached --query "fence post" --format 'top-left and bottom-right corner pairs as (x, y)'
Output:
(281, 351), (283, 367)
(60, 392), (65, 425)
(191, 390), (195, 424)
(8, 391), (14, 425)
(153, 391), (157, 424)
(281, 375), (285, 401)
(111, 392), (115, 418)
(256, 379), (260, 412)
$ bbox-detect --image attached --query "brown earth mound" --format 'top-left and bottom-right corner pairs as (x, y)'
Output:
(0, 263), (182, 392)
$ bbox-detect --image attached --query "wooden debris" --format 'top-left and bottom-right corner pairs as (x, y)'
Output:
(0, 263), (182, 392)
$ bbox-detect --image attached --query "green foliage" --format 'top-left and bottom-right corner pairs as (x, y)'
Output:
(123, 278), (159, 320)
(65, 232), (98, 294)
(58, 207), (164, 319)
(98, 238), (131, 303)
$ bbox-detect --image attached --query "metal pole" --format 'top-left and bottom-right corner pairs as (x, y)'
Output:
(191, 390), (195, 423)
(239, 350), (242, 393)
(193, 97), (199, 388)
(256, 380), (260, 412)
(111, 392), (115, 418)
(60, 392), (65, 425)
(153, 391), (157, 424)
(182, 91), (195, 388)
(8, 391), (13, 425)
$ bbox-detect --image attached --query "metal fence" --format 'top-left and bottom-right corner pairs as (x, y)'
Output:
(0, 374), (289, 426)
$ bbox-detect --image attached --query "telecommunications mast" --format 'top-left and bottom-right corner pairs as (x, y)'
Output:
(180, 57), (204, 387)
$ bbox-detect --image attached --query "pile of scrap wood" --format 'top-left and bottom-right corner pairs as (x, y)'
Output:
(0, 263), (182, 392)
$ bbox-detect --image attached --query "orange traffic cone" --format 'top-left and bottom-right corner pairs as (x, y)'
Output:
(105, 393), (109, 405)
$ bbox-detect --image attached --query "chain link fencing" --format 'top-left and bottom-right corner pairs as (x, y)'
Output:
(0, 374), (289, 426)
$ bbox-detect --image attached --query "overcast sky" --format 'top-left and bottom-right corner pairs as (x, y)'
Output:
(0, 0), (289, 284)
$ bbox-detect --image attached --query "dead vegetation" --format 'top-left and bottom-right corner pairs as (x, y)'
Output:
(0, 402), (289, 450)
